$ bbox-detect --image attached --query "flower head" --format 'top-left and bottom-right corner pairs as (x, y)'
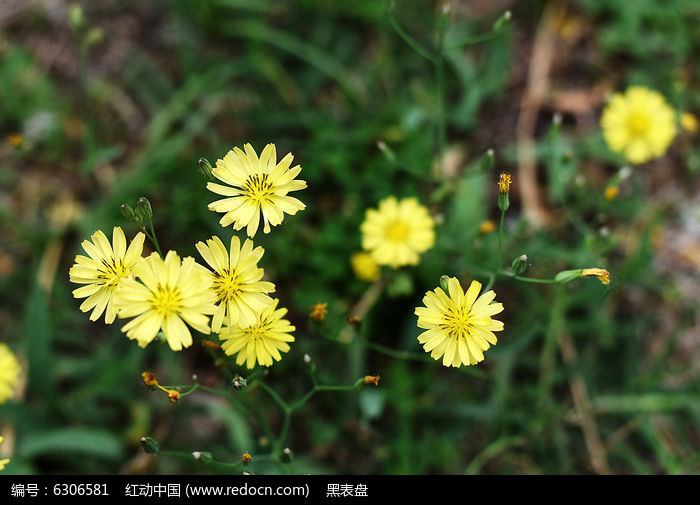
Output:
(361, 196), (435, 268)
(207, 143), (307, 237)
(0, 344), (20, 404)
(601, 86), (676, 164)
(195, 235), (275, 331)
(309, 302), (328, 322)
(680, 112), (698, 133)
(582, 268), (611, 286)
(351, 251), (380, 282)
(604, 186), (619, 201)
(69, 227), (145, 324)
(142, 371), (158, 387)
(363, 375), (380, 386)
(219, 299), (295, 369)
(414, 277), (504, 367)
(115, 251), (217, 351)
(498, 173), (511, 194)
(479, 220), (496, 235)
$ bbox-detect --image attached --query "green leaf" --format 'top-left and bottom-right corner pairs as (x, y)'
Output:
(18, 429), (123, 460)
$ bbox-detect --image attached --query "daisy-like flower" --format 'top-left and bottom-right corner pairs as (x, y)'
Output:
(0, 435), (9, 471)
(0, 344), (20, 404)
(69, 227), (145, 324)
(195, 235), (275, 331)
(601, 86), (677, 164)
(360, 196), (435, 268)
(351, 251), (380, 282)
(115, 251), (217, 351)
(414, 277), (504, 367)
(218, 299), (295, 369)
(207, 143), (307, 237)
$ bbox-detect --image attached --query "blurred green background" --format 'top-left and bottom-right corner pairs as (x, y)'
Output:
(1, 0), (699, 475)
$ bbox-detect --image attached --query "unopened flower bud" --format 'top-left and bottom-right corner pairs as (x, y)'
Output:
(136, 197), (153, 220)
(493, 10), (512, 31)
(121, 203), (137, 222)
(511, 254), (528, 275)
(281, 447), (293, 463)
(480, 149), (495, 172)
(439, 275), (450, 292)
(197, 157), (214, 181)
(140, 436), (160, 455)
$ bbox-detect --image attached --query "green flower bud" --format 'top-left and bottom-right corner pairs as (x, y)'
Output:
(439, 275), (450, 292)
(197, 157), (214, 181)
(280, 447), (293, 463)
(497, 192), (510, 212)
(493, 10), (511, 32)
(120, 203), (137, 222)
(480, 149), (495, 172)
(68, 4), (84, 31)
(140, 436), (160, 455)
(136, 197), (153, 220)
(554, 269), (583, 284)
(511, 254), (528, 275)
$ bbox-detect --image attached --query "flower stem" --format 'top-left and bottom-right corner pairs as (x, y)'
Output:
(497, 206), (506, 269)
(147, 219), (163, 258)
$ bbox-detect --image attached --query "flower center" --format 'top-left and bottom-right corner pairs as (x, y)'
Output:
(97, 258), (128, 288)
(626, 110), (650, 135)
(243, 174), (273, 203)
(386, 220), (409, 242)
(440, 306), (473, 340)
(150, 285), (183, 316)
(242, 318), (272, 341)
(212, 269), (241, 303)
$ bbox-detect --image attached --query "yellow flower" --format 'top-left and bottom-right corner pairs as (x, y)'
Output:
(0, 435), (9, 471)
(363, 375), (380, 386)
(309, 302), (328, 322)
(414, 277), (504, 367)
(115, 251), (217, 351)
(498, 173), (511, 194)
(604, 185), (619, 201)
(69, 227), (145, 324)
(478, 220), (496, 235)
(0, 344), (20, 404)
(351, 251), (380, 282)
(582, 268), (610, 286)
(601, 86), (676, 164)
(360, 196), (435, 268)
(207, 143), (307, 237)
(219, 299), (295, 369)
(195, 235), (275, 331)
(680, 112), (698, 133)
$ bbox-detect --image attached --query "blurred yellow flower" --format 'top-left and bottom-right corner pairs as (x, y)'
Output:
(309, 302), (328, 322)
(601, 86), (676, 164)
(115, 251), (217, 351)
(219, 299), (295, 369)
(680, 112), (698, 133)
(604, 185), (619, 201)
(479, 220), (496, 234)
(0, 344), (20, 404)
(0, 435), (9, 471)
(582, 268), (611, 286)
(414, 277), (504, 367)
(207, 143), (307, 237)
(69, 227), (145, 324)
(351, 251), (380, 282)
(195, 235), (275, 331)
(361, 196), (435, 268)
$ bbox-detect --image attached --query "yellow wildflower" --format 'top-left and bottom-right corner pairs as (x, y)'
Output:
(363, 375), (380, 386)
(582, 268), (611, 286)
(142, 371), (158, 387)
(601, 86), (676, 164)
(219, 299), (295, 369)
(115, 251), (217, 351)
(0, 344), (20, 404)
(479, 220), (496, 234)
(69, 227), (145, 324)
(351, 251), (380, 282)
(207, 143), (307, 237)
(498, 173), (511, 194)
(195, 235), (275, 331)
(414, 277), (504, 367)
(680, 112), (698, 133)
(309, 302), (328, 322)
(604, 186), (619, 201)
(361, 196), (435, 268)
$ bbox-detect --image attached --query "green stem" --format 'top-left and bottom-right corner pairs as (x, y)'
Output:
(147, 219), (163, 257)
(387, 5), (437, 63)
(497, 206), (506, 269)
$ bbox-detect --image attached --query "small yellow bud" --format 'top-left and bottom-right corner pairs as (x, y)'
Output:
(309, 302), (328, 322)
(680, 112), (698, 133)
(167, 390), (181, 403)
(241, 452), (252, 464)
(581, 268), (611, 286)
(363, 375), (381, 386)
(479, 220), (496, 234)
(141, 371), (158, 387)
(498, 173), (511, 195)
(604, 186), (619, 201)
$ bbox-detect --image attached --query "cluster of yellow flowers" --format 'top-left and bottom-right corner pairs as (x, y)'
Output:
(69, 144), (303, 369)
